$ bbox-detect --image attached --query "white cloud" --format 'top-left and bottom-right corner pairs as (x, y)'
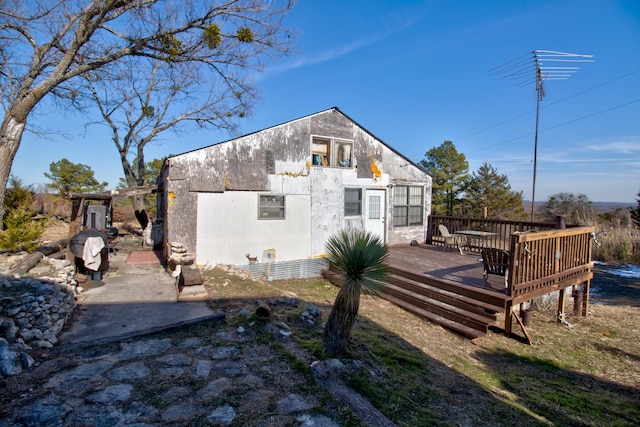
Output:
(585, 138), (640, 154)
(258, 13), (421, 79)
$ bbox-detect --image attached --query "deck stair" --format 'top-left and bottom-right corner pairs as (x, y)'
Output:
(323, 265), (508, 339)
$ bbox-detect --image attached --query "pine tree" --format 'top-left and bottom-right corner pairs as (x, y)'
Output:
(0, 203), (47, 252)
(419, 141), (468, 216)
(462, 162), (527, 220)
(44, 159), (107, 197)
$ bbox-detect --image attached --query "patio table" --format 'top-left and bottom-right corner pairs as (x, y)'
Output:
(455, 230), (498, 251)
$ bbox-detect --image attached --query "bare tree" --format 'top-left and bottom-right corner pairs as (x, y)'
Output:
(83, 54), (255, 228)
(0, 0), (295, 216)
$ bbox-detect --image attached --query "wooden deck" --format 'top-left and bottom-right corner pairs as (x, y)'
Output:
(324, 227), (595, 342)
(384, 245), (510, 338)
(324, 244), (511, 340)
(386, 244), (506, 291)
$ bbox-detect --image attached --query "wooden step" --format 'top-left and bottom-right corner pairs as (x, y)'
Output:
(322, 268), (496, 338)
(381, 293), (485, 339)
(179, 267), (204, 287)
(386, 274), (500, 318)
(387, 266), (508, 310)
(380, 282), (490, 334)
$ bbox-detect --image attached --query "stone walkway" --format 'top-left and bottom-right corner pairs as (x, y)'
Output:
(1, 317), (342, 426)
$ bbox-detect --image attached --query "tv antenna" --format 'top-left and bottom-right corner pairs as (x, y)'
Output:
(491, 50), (594, 220)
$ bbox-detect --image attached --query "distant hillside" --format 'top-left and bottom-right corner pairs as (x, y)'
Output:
(525, 201), (635, 214)
(591, 201), (635, 212)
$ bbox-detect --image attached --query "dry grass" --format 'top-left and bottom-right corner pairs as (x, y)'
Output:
(203, 267), (640, 426)
(592, 225), (640, 264)
(572, 208), (640, 264)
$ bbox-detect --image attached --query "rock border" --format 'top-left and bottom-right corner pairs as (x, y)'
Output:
(1, 255), (78, 376)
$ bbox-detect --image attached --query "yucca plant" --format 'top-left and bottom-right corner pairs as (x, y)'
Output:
(323, 229), (389, 354)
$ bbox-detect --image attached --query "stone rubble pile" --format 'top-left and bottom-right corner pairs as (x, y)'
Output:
(0, 255), (78, 377)
(300, 303), (322, 325)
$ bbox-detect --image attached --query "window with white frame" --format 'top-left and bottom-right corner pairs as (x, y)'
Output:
(259, 195), (285, 220)
(311, 136), (353, 167)
(393, 186), (423, 226)
(344, 188), (362, 216)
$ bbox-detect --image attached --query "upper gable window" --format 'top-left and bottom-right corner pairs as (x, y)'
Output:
(311, 136), (353, 168)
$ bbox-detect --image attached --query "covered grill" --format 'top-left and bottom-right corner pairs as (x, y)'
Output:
(70, 229), (110, 280)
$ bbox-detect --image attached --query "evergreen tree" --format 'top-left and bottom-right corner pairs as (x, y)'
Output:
(1, 178), (46, 251)
(0, 203), (47, 252)
(462, 163), (527, 220)
(4, 177), (34, 212)
(419, 141), (468, 216)
(44, 159), (107, 197)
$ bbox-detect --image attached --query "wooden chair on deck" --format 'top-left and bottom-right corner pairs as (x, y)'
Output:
(438, 224), (463, 255)
(481, 248), (510, 287)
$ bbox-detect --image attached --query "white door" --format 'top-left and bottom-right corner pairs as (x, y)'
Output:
(365, 189), (386, 243)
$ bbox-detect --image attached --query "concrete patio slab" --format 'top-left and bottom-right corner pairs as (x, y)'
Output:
(60, 249), (220, 346)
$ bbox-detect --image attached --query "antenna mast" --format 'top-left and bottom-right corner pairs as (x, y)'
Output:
(493, 50), (594, 220)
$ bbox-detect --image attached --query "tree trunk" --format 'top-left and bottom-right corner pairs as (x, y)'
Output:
(0, 116), (27, 218)
(323, 283), (360, 354)
(36, 239), (68, 256)
(11, 252), (44, 275)
(120, 152), (149, 230)
(132, 194), (149, 230)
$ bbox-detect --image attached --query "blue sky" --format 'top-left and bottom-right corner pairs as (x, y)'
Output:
(11, 0), (640, 203)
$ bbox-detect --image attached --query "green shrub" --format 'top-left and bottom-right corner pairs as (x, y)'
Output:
(0, 204), (48, 252)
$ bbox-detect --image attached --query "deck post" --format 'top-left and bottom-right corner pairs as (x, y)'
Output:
(504, 301), (513, 336)
(582, 279), (591, 317)
(557, 287), (566, 323)
(66, 197), (84, 261)
(573, 286), (583, 316)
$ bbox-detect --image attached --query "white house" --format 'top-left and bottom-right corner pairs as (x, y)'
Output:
(159, 107), (432, 278)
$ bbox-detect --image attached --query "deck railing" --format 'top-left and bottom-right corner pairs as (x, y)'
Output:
(507, 226), (595, 303)
(504, 226), (595, 335)
(426, 216), (595, 337)
(427, 215), (556, 252)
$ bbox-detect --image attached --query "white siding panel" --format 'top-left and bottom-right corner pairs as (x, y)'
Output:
(196, 192), (311, 266)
